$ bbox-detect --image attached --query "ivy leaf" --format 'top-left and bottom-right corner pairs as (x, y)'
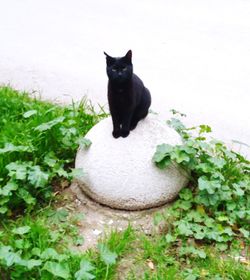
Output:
(179, 188), (193, 201)
(23, 259), (42, 269)
(0, 206), (8, 214)
(41, 248), (66, 261)
(6, 162), (28, 180)
(196, 249), (206, 259)
(198, 177), (221, 194)
(156, 157), (171, 169)
(239, 228), (249, 238)
(165, 233), (176, 243)
(0, 143), (30, 154)
(0, 246), (21, 267)
(208, 157), (226, 169)
(0, 181), (18, 196)
(78, 137), (92, 149)
(197, 163), (213, 173)
(70, 168), (85, 179)
(23, 110), (37, 118)
(42, 261), (70, 279)
(74, 236), (84, 246)
(48, 208), (69, 223)
(28, 166), (49, 188)
(199, 125), (212, 134)
(18, 188), (36, 205)
(12, 226), (31, 235)
(153, 144), (173, 163)
(172, 149), (190, 163)
(167, 118), (186, 133)
(98, 244), (117, 265)
(223, 227), (235, 236)
(75, 259), (96, 280)
(216, 243), (228, 252)
(44, 153), (58, 167)
(176, 221), (193, 236)
(35, 116), (65, 132)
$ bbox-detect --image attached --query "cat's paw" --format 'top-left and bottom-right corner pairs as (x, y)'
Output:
(130, 121), (138, 131)
(112, 130), (121, 138)
(121, 129), (130, 138)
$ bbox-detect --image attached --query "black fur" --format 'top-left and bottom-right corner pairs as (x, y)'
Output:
(104, 50), (151, 138)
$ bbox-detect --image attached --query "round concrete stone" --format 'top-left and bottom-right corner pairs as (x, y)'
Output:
(75, 115), (189, 210)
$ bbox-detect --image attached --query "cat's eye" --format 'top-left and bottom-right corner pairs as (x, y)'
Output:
(122, 67), (127, 71)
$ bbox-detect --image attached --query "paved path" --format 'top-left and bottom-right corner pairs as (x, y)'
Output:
(0, 0), (249, 156)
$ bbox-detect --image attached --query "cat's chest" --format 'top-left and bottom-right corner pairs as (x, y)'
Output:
(109, 89), (133, 109)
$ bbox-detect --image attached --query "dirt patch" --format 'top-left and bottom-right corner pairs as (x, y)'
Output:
(61, 182), (170, 251)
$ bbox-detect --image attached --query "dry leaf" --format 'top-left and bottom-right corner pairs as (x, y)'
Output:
(146, 259), (155, 270)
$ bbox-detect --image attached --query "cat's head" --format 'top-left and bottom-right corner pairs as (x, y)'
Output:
(104, 50), (133, 84)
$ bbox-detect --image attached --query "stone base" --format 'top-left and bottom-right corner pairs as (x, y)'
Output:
(75, 115), (189, 210)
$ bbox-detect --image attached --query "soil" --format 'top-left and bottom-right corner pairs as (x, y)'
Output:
(60, 182), (170, 251)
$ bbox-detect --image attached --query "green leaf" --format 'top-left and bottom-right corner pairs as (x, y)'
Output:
(167, 118), (186, 133)
(198, 177), (221, 194)
(156, 157), (171, 169)
(70, 168), (85, 179)
(23, 259), (42, 269)
(49, 208), (69, 223)
(23, 109), (37, 118)
(223, 227), (235, 236)
(43, 261), (70, 279)
(153, 213), (164, 225)
(75, 259), (96, 280)
(179, 188), (193, 201)
(174, 200), (192, 210)
(0, 246), (21, 266)
(165, 233), (176, 243)
(196, 249), (206, 259)
(208, 157), (226, 169)
(177, 221), (193, 236)
(74, 236), (84, 246)
(199, 125), (212, 134)
(18, 188), (36, 205)
(35, 116), (65, 132)
(172, 149), (190, 163)
(216, 243), (228, 251)
(28, 166), (49, 187)
(6, 162), (28, 180)
(98, 244), (117, 265)
(239, 228), (249, 238)
(44, 152), (58, 167)
(41, 248), (67, 262)
(12, 226), (31, 235)
(153, 144), (173, 163)
(0, 206), (8, 214)
(0, 181), (18, 196)
(0, 143), (30, 154)
(78, 137), (92, 149)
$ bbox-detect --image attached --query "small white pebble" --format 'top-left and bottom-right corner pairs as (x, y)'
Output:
(108, 219), (114, 225)
(93, 229), (102, 236)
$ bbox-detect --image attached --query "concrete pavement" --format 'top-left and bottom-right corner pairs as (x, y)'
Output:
(0, 0), (249, 156)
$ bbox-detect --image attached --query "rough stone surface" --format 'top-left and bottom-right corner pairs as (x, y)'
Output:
(75, 115), (189, 210)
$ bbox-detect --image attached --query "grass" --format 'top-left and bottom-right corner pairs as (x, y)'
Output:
(0, 86), (249, 279)
(0, 86), (105, 216)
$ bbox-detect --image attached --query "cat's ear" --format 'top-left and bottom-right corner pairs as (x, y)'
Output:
(124, 50), (132, 64)
(104, 51), (115, 66)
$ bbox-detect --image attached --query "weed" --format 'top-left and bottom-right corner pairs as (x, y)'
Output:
(0, 86), (105, 217)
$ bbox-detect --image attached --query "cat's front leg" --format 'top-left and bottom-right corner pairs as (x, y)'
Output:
(121, 113), (133, 138)
(111, 115), (121, 138)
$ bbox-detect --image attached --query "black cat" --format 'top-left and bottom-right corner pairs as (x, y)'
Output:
(104, 50), (151, 138)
